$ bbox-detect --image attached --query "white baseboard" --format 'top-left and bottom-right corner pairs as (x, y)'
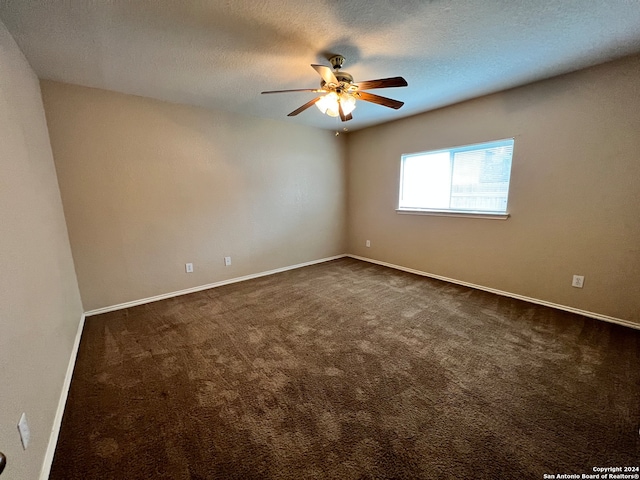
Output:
(84, 254), (348, 317)
(85, 252), (639, 330)
(40, 313), (86, 480)
(348, 254), (639, 331)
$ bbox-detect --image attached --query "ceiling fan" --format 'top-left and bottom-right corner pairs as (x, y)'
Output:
(261, 55), (408, 122)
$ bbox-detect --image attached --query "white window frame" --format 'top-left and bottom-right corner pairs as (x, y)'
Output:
(396, 138), (514, 220)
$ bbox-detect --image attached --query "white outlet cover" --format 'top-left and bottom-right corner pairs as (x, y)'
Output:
(18, 412), (30, 449)
(572, 275), (584, 288)
(185, 263), (193, 273)
(224, 256), (231, 266)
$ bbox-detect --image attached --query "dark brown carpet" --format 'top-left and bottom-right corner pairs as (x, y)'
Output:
(50, 258), (640, 479)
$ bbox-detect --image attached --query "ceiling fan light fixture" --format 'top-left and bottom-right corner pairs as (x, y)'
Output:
(316, 92), (357, 118)
(316, 92), (339, 116)
(325, 107), (340, 117)
(340, 93), (357, 115)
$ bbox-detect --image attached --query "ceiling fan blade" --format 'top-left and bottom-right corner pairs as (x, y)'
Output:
(339, 102), (347, 122)
(337, 103), (354, 122)
(357, 91), (404, 110)
(355, 76), (408, 90)
(287, 97), (322, 116)
(311, 64), (339, 85)
(261, 88), (320, 94)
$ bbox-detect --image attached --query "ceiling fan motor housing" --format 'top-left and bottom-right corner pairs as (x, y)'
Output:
(335, 72), (353, 83)
(320, 71), (354, 92)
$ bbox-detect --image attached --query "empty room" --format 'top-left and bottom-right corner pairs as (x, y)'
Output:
(1, 1), (639, 479)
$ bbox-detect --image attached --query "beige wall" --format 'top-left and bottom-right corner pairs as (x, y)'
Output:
(0, 22), (83, 480)
(347, 55), (640, 324)
(41, 81), (347, 311)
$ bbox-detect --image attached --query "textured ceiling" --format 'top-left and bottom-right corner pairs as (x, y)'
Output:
(2, 0), (640, 131)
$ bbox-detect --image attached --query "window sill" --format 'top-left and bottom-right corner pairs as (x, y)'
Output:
(396, 208), (510, 220)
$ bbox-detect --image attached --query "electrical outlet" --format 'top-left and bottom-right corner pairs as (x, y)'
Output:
(366, 240), (371, 247)
(572, 275), (584, 288)
(185, 263), (193, 273)
(18, 413), (30, 450)
(224, 256), (231, 266)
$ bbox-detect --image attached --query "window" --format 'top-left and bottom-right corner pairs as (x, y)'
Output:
(398, 138), (514, 218)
